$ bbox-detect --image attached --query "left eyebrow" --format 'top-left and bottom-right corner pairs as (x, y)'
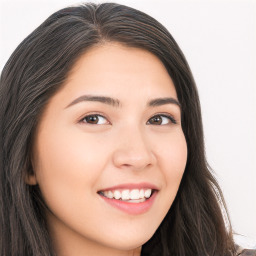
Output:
(148, 97), (181, 108)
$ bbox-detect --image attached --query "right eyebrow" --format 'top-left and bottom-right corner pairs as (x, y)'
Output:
(65, 95), (121, 109)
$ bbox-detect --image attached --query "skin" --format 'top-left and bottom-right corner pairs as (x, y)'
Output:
(28, 43), (187, 256)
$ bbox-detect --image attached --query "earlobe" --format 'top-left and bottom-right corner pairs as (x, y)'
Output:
(25, 172), (38, 185)
(25, 159), (38, 185)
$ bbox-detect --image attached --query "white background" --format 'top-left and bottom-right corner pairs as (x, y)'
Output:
(0, 0), (255, 246)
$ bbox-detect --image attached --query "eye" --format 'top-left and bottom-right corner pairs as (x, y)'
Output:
(147, 114), (177, 125)
(80, 114), (109, 125)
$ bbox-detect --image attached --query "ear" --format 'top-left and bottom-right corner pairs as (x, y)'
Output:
(25, 160), (38, 185)
(25, 172), (37, 185)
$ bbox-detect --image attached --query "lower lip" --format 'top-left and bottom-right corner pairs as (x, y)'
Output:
(99, 191), (158, 215)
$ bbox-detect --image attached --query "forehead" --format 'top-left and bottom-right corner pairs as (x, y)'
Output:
(62, 42), (177, 98)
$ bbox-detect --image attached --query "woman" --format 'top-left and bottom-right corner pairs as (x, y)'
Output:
(0, 2), (254, 256)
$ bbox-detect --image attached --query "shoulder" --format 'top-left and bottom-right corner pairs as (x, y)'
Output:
(237, 247), (256, 256)
(235, 235), (256, 256)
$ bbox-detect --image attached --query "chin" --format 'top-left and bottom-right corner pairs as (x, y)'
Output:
(102, 228), (155, 251)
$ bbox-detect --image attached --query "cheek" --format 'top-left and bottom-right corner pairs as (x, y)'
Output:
(157, 132), (187, 199)
(33, 127), (109, 208)
(158, 131), (187, 172)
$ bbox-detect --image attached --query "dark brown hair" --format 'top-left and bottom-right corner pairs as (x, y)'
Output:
(0, 2), (235, 255)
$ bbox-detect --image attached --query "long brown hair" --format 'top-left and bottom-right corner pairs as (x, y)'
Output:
(0, 2), (235, 255)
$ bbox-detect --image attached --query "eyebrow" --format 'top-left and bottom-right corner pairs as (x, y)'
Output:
(65, 95), (180, 108)
(148, 97), (180, 107)
(65, 95), (121, 108)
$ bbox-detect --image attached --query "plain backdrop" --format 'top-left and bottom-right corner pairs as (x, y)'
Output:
(0, 0), (255, 246)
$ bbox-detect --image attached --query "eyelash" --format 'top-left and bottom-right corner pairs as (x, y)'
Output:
(147, 114), (177, 125)
(79, 113), (177, 126)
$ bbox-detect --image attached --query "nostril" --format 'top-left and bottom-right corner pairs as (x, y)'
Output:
(112, 151), (155, 171)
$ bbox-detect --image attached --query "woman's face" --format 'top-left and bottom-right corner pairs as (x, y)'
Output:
(30, 43), (187, 255)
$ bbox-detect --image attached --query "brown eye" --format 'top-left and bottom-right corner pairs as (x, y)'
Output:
(148, 115), (163, 125)
(147, 114), (176, 125)
(81, 115), (108, 125)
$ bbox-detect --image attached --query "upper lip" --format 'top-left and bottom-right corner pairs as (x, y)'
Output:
(98, 182), (160, 192)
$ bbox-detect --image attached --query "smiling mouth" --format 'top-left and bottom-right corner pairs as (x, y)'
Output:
(97, 188), (156, 203)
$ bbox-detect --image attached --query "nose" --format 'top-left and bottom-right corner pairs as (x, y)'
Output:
(112, 127), (157, 171)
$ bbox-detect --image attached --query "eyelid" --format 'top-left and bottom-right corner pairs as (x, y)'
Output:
(147, 113), (177, 125)
(78, 112), (111, 125)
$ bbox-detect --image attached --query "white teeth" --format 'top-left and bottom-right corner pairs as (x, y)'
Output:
(113, 190), (121, 200)
(145, 189), (152, 198)
(106, 191), (113, 199)
(121, 190), (130, 200)
(139, 189), (144, 199)
(128, 198), (146, 203)
(100, 188), (153, 201)
(130, 189), (140, 200)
